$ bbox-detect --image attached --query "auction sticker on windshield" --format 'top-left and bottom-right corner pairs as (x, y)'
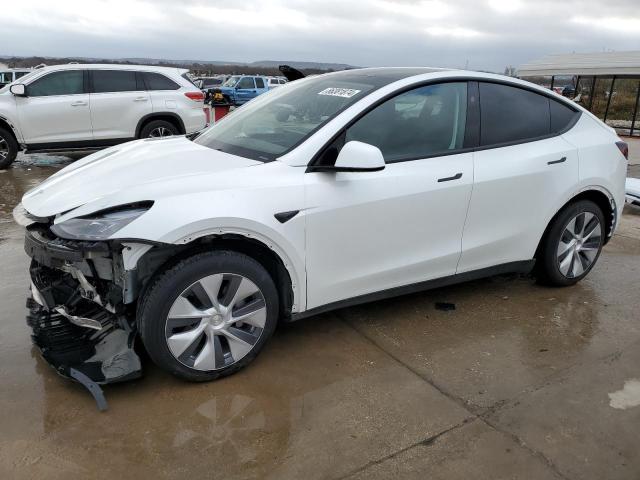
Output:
(318, 88), (361, 98)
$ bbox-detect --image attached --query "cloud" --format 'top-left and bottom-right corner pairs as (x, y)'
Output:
(3, 0), (640, 72)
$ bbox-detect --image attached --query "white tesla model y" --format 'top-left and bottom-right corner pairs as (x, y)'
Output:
(15, 68), (627, 386)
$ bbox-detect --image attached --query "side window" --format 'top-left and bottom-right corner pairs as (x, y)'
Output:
(143, 72), (180, 91)
(28, 70), (84, 97)
(344, 82), (468, 163)
(550, 99), (579, 133)
(92, 70), (139, 93)
(279, 79), (286, 85)
(479, 82), (550, 146)
(237, 77), (256, 89)
(255, 77), (265, 88)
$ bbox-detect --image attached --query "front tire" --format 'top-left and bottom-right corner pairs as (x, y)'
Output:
(0, 127), (18, 169)
(536, 200), (605, 286)
(139, 251), (279, 382)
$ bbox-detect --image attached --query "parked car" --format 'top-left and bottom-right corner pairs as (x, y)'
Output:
(0, 64), (207, 168)
(0, 68), (33, 87)
(15, 68), (627, 390)
(267, 76), (288, 89)
(216, 75), (269, 105)
(626, 177), (640, 207)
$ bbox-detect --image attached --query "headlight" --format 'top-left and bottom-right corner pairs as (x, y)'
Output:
(50, 203), (152, 240)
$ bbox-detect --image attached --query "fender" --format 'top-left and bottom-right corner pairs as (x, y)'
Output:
(0, 113), (23, 144)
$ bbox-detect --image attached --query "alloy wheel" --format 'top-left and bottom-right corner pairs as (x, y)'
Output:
(556, 211), (602, 278)
(0, 136), (8, 161)
(148, 127), (173, 138)
(165, 273), (267, 371)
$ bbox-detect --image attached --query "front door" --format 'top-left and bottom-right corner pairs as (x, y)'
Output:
(235, 77), (257, 104)
(304, 82), (474, 309)
(16, 69), (92, 145)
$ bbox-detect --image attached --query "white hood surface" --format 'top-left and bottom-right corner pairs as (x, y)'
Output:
(22, 137), (262, 218)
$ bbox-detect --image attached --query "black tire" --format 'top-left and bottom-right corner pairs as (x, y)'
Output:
(536, 200), (605, 286)
(139, 250), (279, 382)
(0, 127), (18, 169)
(139, 119), (180, 139)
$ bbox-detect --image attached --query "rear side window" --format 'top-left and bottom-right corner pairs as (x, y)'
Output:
(92, 70), (140, 93)
(28, 70), (84, 97)
(550, 99), (579, 133)
(479, 82), (549, 146)
(255, 77), (265, 88)
(237, 77), (255, 89)
(143, 72), (180, 90)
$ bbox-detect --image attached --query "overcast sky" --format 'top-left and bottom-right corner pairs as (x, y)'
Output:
(3, 0), (640, 71)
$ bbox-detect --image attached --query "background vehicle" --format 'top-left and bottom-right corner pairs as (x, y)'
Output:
(267, 76), (288, 89)
(216, 75), (269, 105)
(16, 68), (627, 388)
(0, 68), (32, 87)
(196, 75), (229, 103)
(0, 64), (207, 168)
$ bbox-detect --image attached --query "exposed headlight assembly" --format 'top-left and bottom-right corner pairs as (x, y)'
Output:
(50, 202), (153, 241)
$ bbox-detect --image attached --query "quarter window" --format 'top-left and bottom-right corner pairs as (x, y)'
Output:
(28, 70), (84, 97)
(345, 82), (468, 163)
(237, 77), (255, 89)
(92, 70), (139, 93)
(143, 72), (180, 90)
(550, 98), (579, 133)
(479, 83), (549, 146)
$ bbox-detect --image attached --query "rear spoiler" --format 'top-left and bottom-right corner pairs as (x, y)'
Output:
(279, 65), (305, 82)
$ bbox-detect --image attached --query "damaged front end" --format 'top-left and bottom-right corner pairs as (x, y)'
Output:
(24, 223), (144, 407)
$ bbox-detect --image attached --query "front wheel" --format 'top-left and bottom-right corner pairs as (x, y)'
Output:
(139, 251), (279, 382)
(536, 200), (605, 286)
(0, 127), (18, 169)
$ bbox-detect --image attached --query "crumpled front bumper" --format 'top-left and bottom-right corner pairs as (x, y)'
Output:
(24, 227), (142, 390)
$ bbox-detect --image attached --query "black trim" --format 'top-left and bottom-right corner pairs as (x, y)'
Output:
(547, 156), (567, 165)
(437, 172), (463, 182)
(307, 165), (385, 173)
(274, 210), (300, 223)
(305, 76), (583, 171)
(25, 138), (135, 153)
(290, 260), (535, 322)
(135, 112), (186, 138)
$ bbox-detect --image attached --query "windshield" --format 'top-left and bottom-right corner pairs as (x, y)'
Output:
(193, 74), (378, 161)
(222, 76), (240, 87)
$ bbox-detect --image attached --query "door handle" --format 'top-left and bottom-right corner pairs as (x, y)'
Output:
(437, 172), (463, 182)
(70, 101), (87, 107)
(134, 97), (148, 102)
(547, 156), (567, 165)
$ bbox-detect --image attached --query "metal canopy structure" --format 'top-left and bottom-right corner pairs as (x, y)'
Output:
(519, 51), (640, 77)
(519, 51), (640, 137)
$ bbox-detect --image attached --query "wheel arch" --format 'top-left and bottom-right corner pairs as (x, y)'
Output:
(0, 116), (21, 145)
(135, 112), (186, 138)
(535, 187), (615, 259)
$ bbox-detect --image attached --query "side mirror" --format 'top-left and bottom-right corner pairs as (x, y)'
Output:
(314, 141), (385, 172)
(10, 84), (26, 96)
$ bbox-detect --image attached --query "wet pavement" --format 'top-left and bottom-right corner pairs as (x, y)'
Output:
(1, 143), (640, 480)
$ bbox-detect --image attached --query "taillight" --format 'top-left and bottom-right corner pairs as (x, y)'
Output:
(616, 141), (629, 160)
(185, 91), (205, 102)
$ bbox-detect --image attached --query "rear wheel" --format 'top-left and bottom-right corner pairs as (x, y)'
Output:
(139, 251), (279, 382)
(536, 200), (605, 286)
(139, 120), (179, 139)
(0, 127), (18, 169)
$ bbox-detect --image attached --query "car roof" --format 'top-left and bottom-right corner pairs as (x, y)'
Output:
(36, 63), (188, 75)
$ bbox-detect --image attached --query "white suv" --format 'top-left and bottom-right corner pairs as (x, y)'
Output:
(0, 64), (207, 168)
(16, 68), (627, 391)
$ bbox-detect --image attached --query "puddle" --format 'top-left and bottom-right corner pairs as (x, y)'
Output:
(608, 379), (640, 410)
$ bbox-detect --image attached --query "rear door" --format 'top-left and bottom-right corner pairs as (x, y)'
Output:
(457, 82), (581, 273)
(235, 77), (257, 104)
(89, 69), (151, 140)
(16, 69), (92, 144)
(142, 71), (182, 113)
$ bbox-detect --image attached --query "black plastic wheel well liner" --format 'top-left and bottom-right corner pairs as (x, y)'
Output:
(135, 113), (186, 138)
(135, 235), (294, 321)
(535, 189), (614, 259)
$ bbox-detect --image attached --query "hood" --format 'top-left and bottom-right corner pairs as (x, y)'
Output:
(22, 136), (261, 217)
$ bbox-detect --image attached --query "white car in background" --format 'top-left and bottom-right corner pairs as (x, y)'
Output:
(627, 177), (640, 206)
(267, 76), (288, 89)
(16, 68), (627, 391)
(0, 64), (207, 168)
